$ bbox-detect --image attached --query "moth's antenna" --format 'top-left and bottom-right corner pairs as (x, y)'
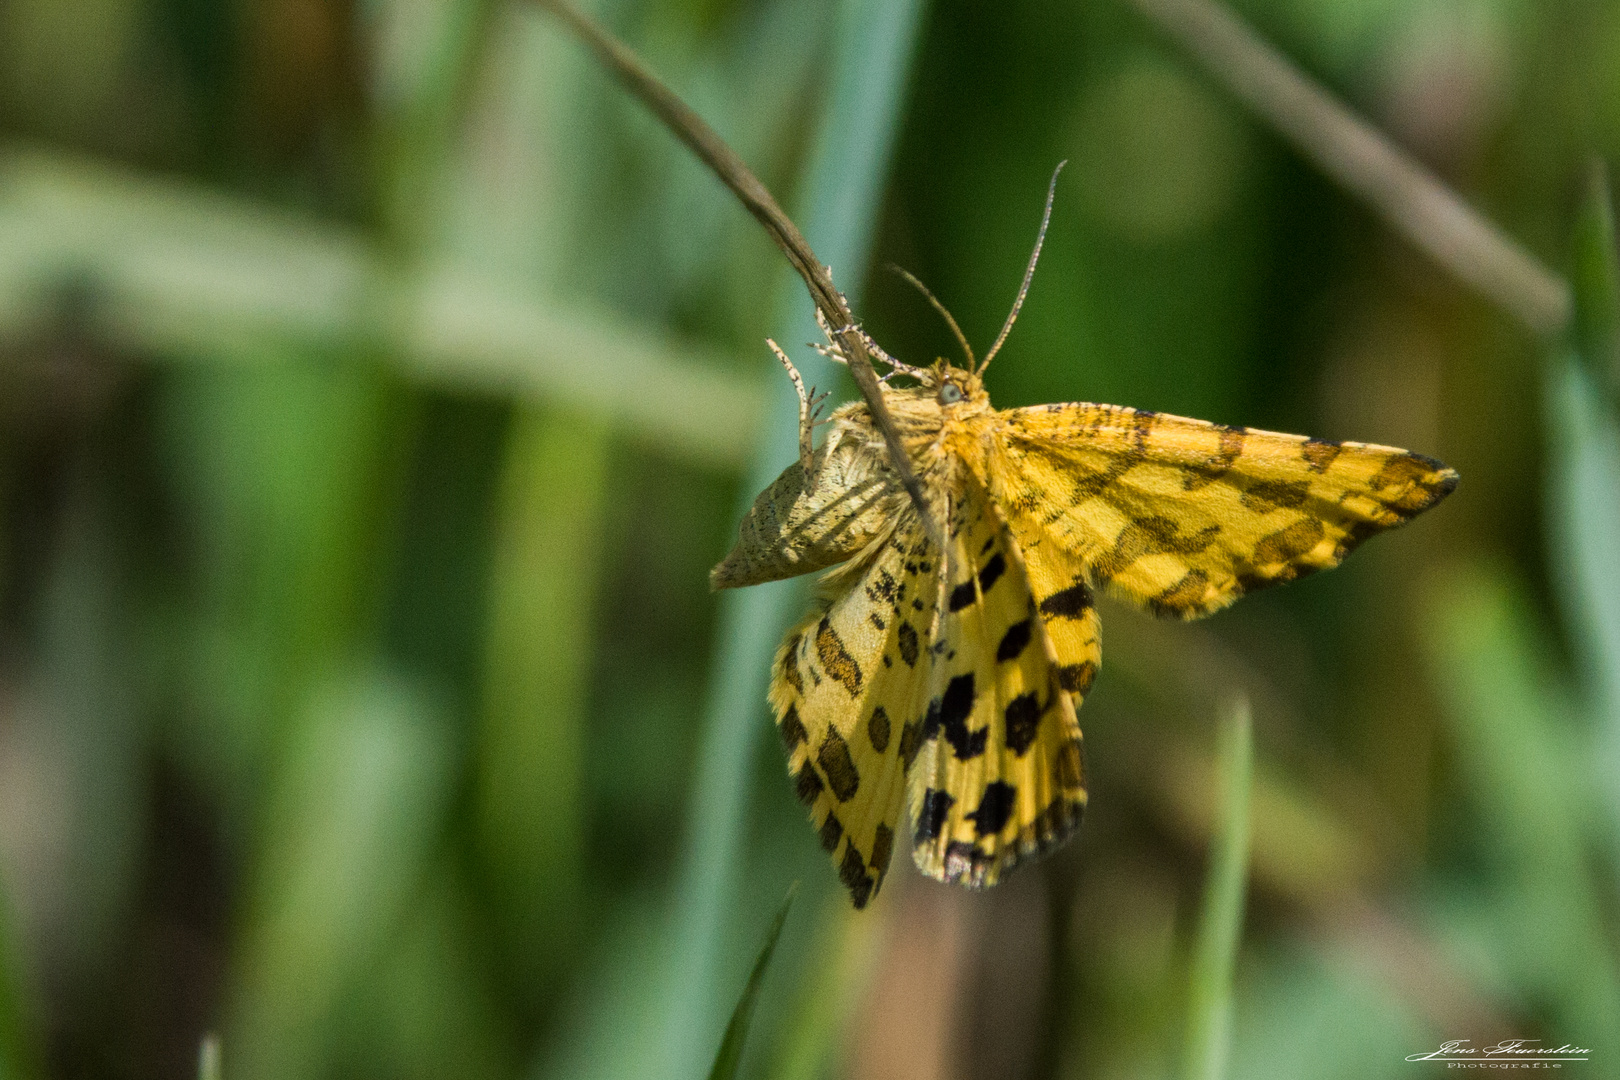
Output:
(979, 160), (1065, 374)
(888, 264), (976, 370)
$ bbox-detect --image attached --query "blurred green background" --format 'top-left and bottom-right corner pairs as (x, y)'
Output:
(0, 0), (1616, 1078)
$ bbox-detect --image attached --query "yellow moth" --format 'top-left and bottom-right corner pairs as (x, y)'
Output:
(711, 177), (1458, 908)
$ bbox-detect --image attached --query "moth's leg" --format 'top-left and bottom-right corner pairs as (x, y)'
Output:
(859, 330), (931, 382)
(811, 308), (850, 368)
(767, 338), (829, 482)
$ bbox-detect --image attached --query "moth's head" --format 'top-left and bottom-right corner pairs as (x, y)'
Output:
(928, 360), (985, 408)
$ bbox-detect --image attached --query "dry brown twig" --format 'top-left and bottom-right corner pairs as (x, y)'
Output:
(533, 0), (942, 544)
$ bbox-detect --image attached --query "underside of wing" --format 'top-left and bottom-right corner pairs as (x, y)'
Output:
(712, 410), (901, 589)
(906, 469), (1088, 888)
(770, 519), (939, 908)
(994, 403), (1459, 618)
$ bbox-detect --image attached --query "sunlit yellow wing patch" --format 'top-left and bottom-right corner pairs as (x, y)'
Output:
(906, 468), (1087, 888)
(974, 435), (1104, 703)
(995, 403), (1459, 618)
(768, 519), (940, 908)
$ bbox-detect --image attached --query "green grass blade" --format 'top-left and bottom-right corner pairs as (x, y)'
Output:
(476, 405), (610, 982)
(1180, 697), (1253, 1080)
(1550, 162), (1620, 859)
(227, 669), (455, 1080)
(0, 150), (762, 466)
(707, 885), (799, 1080)
(1545, 360), (1620, 850)
(0, 872), (37, 1080)
(1572, 160), (1620, 404)
(764, 899), (877, 1080)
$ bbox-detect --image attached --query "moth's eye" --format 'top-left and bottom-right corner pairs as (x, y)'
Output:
(938, 383), (964, 405)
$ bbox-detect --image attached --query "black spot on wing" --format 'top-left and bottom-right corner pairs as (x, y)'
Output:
(779, 705), (807, 751)
(899, 717), (923, 772)
(978, 552), (1006, 594)
(949, 552), (1009, 612)
(996, 618), (1032, 662)
(916, 788), (955, 844)
(871, 823), (895, 892)
(1039, 582), (1094, 620)
(1004, 693), (1041, 755)
(793, 763), (823, 806)
(865, 568), (898, 604)
(1054, 738), (1085, 792)
(1241, 479), (1310, 513)
(1057, 661), (1097, 695)
(819, 812), (843, 852)
(1302, 438), (1341, 473)
(840, 842), (874, 909)
(780, 633), (804, 694)
(1254, 518), (1325, 564)
(815, 617), (863, 697)
(897, 621), (919, 666)
(868, 706), (891, 753)
(966, 780), (1017, 837)
(1149, 569), (1212, 618)
(936, 674), (987, 759)
(817, 727), (861, 801)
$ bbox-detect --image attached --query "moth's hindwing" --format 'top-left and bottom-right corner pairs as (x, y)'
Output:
(769, 521), (940, 908)
(997, 403), (1459, 618)
(906, 471), (1088, 888)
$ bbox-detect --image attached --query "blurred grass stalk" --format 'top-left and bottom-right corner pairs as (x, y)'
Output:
(1425, 571), (1620, 1072)
(0, 867), (36, 1080)
(226, 1), (512, 1075)
(0, 149), (759, 468)
(1179, 698), (1252, 1080)
(1548, 164), (1620, 865)
(477, 405), (611, 979)
(655, 0), (925, 1076)
(1572, 163), (1620, 406)
(1129, 0), (1571, 339)
(228, 672), (456, 1078)
(1423, 168), (1620, 1056)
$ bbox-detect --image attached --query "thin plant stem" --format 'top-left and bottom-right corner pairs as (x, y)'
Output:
(533, 0), (941, 544)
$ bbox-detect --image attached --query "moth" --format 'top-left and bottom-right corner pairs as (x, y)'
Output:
(710, 181), (1458, 909)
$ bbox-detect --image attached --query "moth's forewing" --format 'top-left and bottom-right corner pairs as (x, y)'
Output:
(994, 403), (1458, 618)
